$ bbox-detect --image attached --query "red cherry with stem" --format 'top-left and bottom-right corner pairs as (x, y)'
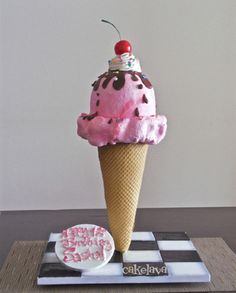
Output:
(114, 40), (132, 55)
(101, 20), (133, 55)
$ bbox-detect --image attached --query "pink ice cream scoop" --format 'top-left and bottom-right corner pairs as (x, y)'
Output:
(77, 42), (167, 147)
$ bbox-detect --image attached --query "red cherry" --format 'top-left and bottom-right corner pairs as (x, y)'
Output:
(114, 40), (132, 55)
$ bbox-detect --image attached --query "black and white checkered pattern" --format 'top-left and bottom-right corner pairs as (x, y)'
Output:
(37, 231), (210, 285)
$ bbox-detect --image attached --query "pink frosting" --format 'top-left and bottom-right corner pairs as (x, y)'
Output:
(77, 72), (167, 147)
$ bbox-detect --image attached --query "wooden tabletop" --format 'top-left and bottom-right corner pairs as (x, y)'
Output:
(1, 238), (236, 292)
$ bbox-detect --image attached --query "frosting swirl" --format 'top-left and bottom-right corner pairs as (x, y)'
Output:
(108, 53), (141, 72)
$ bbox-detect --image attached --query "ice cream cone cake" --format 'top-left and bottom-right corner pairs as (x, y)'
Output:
(98, 143), (148, 251)
(77, 21), (167, 252)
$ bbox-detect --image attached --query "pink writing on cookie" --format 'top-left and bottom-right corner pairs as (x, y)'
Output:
(62, 226), (112, 263)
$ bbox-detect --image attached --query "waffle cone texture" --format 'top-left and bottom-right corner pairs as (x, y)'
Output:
(98, 143), (148, 252)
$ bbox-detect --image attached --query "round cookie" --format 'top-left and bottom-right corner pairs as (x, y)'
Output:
(55, 224), (115, 271)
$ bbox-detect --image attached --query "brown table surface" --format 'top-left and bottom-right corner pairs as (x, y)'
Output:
(0, 207), (236, 291)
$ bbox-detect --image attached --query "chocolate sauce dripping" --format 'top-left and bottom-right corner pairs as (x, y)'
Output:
(93, 73), (107, 91)
(137, 73), (153, 89)
(102, 73), (115, 89)
(129, 71), (153, 89)
(93, 80), (100, 91)
(131, 72), (139, 81)
(92, 71), (153, 92)
(113, 71), (125, 90)
(98, 73), (107, 78)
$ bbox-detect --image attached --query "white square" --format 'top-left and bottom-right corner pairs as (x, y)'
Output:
(49, 233), (60, 242)
(123, 250), (162, 262)
(42, 253), (59, 263)
(81, 263), (123, 276)
(166, 262), (208, 276)
(157, 240), (196, 251)
(131, 232), (155, 241)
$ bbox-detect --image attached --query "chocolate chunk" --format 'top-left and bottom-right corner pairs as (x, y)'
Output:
(108, 118), (112, 124)
(96, 93), (100, 96)
(87, 112), (98, 121)
(142, 94), (148, 103)
(134, 107), (139, 117)
(137, 84), (143, 89)
(96, 100), (100, 106)
(91, 81), (96, 87)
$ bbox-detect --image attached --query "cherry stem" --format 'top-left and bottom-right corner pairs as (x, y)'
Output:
(101, 19), (121, 40)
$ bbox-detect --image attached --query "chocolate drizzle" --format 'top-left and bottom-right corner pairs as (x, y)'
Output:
(92, 71), (153, 92)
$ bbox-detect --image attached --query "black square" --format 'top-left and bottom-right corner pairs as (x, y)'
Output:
(129, 241), (159, 250)
(45, 241), (56, 253)
(38, 263), (82, 278)
(153, 232), (189, 241)
(160, 250), (202, 262)
(110, 251), (123, 263)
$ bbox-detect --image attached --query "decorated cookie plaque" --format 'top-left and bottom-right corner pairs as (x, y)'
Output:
(55, 224), (115, 271)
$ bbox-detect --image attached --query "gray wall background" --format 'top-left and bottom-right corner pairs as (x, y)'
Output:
(0, 0), (235, 210)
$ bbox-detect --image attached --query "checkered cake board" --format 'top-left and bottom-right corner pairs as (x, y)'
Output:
(37, 231), (211, 285)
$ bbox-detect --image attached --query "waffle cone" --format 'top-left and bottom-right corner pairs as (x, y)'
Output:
(98, 143), (148, 252)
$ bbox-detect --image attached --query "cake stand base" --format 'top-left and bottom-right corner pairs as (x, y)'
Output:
(37, 231), (211, 285)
